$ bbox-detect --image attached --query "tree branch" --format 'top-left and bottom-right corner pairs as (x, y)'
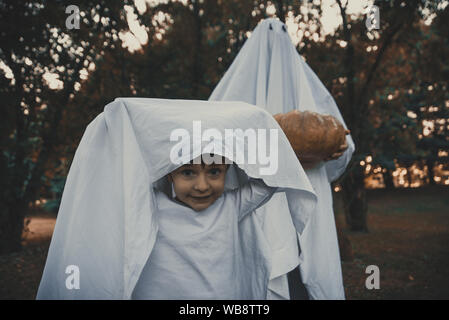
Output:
(356, 23), (403, 109)
(336, 0), (356, 132)
(357, 2), (418, 120)
(274, 0), (286, 23)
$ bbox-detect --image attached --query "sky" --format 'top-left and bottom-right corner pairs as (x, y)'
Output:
(122, 0), (374, 51)
(1, 0), (446, 89)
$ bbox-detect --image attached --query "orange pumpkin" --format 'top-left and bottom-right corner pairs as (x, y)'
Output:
(274, 110), (347, 164)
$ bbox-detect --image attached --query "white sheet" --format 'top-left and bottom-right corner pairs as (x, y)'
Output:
(209, 18), (355, 299)
(132, 179), (278, 299)
(36, 98), (317, 299)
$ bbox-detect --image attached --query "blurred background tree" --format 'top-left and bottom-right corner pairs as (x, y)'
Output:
(1, 0), (448, 253)
(0, 0), (137, 254)
(298, 0), (447, 231)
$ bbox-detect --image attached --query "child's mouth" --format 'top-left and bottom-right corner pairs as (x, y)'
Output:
(190, 195), (212, 201)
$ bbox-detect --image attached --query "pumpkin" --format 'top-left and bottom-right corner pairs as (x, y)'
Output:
(273, 110), (347, 164)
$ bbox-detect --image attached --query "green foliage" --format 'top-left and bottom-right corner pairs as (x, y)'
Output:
(42, 176), (66, 214)
(0, 0), (139, 253)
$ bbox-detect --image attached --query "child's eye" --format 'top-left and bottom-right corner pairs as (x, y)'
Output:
(208, 168), (222, 176)
(180, 169), (195, 177)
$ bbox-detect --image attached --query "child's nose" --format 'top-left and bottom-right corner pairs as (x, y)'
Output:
(194, 173), (210, 192)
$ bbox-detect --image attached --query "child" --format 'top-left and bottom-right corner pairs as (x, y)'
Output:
(36, 98), (317, 300)
(132, 155), (280, 299)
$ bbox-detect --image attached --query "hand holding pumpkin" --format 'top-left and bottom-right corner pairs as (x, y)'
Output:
(323, 131), (350, 161)
(273, 110), (350, 169)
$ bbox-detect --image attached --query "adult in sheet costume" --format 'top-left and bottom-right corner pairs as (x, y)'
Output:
(209, 18), (355, 300)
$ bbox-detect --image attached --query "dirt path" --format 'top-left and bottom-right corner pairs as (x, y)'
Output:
(335, 185), (449, 299)
(0, 215), (54, 300)
(22, 217), (56, 246)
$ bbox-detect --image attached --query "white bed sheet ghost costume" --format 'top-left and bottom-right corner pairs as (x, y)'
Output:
(132, 178), (279, 299)
(209, 18), (355, 300)
(36, 98), (317, 299)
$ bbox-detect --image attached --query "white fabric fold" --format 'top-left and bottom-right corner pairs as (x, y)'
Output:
(37, 97), (317, 299)
(209, 18), (355, 299)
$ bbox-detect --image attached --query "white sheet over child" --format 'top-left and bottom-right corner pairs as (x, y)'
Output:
(132, 178), (278, 299)
(36, 98), (317, 299)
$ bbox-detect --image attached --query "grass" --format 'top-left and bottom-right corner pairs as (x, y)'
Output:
(0, 185), (448, 300)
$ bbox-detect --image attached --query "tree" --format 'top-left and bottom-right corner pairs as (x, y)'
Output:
(0, 0), (138, 254)
(327, 0), (444, 231)
(408, 6), (449, 185)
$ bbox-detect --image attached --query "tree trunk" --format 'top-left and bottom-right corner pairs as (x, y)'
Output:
(191, 0), (203, 98)
(274, 0), (286, 23)
(406, 165), (413, 187)
(383, 167), (395, 189)
(1, 69), (28, 255)
(342, 165), (368, 232)
(0, 200), (26, 254)
(426, 158), (435, 185)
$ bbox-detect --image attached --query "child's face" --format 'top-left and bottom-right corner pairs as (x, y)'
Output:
(168, 163), (228, 211)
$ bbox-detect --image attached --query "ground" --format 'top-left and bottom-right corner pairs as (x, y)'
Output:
(0, 185), (448, 300)
(335, 185), (449, 299)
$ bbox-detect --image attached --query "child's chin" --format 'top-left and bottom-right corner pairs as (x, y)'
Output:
(190, 203), (212, 211)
